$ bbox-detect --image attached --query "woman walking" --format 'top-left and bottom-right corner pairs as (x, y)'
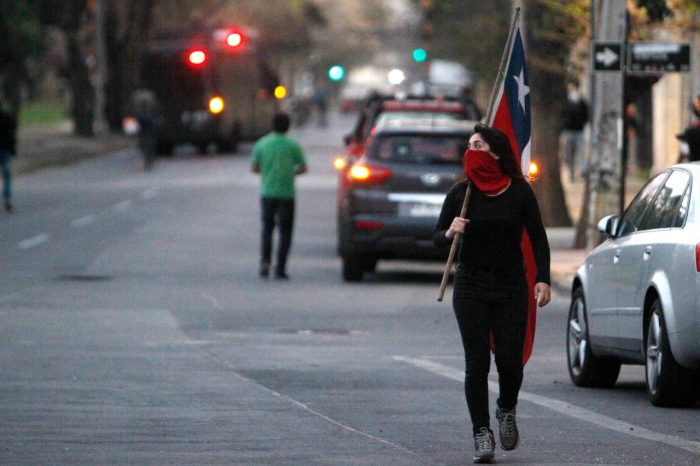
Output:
(433, 124), (551, 463)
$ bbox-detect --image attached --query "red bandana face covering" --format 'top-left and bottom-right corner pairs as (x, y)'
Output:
(464, 149), (510, 195)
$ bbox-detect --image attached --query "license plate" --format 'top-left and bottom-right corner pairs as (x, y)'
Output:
(406, 202), (442, 217)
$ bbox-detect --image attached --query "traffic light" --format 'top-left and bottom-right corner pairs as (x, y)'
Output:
(328, 65), (345, 81)
(412, 48), (428, 63)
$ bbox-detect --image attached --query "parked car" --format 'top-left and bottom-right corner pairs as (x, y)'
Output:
(342, 94), (475, 159)
(335, 95), (479, 233)
(337, 119), (475, 281)
(566, 163), (700, 406)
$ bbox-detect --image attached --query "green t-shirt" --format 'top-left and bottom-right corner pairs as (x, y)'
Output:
(251, 132), (307, 199)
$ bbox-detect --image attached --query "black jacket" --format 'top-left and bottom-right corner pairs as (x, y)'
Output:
(433, 179), (551, 285)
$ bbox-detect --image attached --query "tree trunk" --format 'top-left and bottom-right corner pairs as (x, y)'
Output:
(530, 87), (572, 227)
(635, 89), (653, 171)
(104, 0), (155, 132)
(66, 31), (94, 137)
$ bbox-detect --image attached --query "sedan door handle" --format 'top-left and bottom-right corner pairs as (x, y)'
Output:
(644, 245), (652, 260)
(613, 249), (621, 264)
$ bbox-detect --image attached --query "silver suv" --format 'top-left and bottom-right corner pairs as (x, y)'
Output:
(337, 120), (475, 281)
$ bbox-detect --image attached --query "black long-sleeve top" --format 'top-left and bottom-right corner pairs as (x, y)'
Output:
(433, 179), (551, 285)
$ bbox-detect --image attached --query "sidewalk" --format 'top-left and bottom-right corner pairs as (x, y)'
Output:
(14, 122), (134, 175)
(547, 226), (584, 293)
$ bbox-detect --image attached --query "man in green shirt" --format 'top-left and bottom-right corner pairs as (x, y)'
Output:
(251, 112), (308, 279)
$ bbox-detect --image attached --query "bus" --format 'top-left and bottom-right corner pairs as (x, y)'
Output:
(139, 26), (280, 154)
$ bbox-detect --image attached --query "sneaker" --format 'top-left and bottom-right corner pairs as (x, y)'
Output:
(3, 200), (11, 213)
(259, 262), (270, 278)
(472, 427), (495, 463)
(495, 407), (519, 450)
(274, 271), (289, 280)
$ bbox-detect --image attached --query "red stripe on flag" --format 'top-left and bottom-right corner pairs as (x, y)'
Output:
(491, 93), (521, 167)
(488, 27), (538, 366)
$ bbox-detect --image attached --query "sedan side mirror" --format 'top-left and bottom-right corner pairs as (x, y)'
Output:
(597, 215), (619, 238)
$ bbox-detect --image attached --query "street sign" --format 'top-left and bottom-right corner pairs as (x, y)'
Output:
(592, 41), (623, 72)
(627, 42), (690, 73)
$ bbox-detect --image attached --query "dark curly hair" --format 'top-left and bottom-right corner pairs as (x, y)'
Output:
(473, 123), (524, 180)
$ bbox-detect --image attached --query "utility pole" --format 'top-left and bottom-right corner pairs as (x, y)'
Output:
(586, 0), (627, 249)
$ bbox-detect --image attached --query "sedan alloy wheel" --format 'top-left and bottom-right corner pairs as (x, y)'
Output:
(567, 287), (620, 388)
(645, 298), (695, 407)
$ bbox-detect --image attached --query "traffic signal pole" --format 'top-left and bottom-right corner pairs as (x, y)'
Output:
(586, 0), (627, 249)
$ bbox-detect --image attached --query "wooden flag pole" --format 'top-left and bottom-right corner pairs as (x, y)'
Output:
(437, 7), (521, 302)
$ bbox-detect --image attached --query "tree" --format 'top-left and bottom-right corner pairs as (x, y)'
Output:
(40, 0), (95, 136)
(413, 0), (587, 227)
(525, 1), (590, 227)
(0, 0), (43, 116)
(102, 0), (156, 132)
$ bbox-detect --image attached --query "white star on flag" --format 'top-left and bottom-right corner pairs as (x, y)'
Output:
(514, 68), (529, 112)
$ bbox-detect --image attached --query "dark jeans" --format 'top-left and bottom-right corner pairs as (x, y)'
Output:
(0, 149), (11, 202)
(452, 266), (528, 435)
(260, 197), (295, 273)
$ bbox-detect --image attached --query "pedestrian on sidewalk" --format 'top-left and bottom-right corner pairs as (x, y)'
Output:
(677, 94), (700, 163)
(133, 89), (158, 171)
(433, 124), (551, 463)
(251, 112), (308, 279)
(0, 99), (17, 213)
(559, 83), (589, 182)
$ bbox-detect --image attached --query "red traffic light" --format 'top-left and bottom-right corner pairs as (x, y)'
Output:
(187, 48), (208, 66)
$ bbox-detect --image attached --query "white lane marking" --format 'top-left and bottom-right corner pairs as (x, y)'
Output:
(141, 188), (159, 200)
(392, 355), (700, 455)
(18, 233), (50, 250)
(111, 199), (133, 212)
(204, 350), (418, 457)
(201, 292), (224, 310)
(70, 214), (97, 228)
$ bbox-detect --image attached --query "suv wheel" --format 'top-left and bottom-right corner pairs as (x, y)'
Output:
(342, 254), (364, 282)
(646, 298), (695, 407)
(567, 287), (620, 388)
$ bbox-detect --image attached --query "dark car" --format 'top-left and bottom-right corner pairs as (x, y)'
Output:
(335, 95), (479, 227)
(337, 120), (475, 281)
(342, 94), (475, 158)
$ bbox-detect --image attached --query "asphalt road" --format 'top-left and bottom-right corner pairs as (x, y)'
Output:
(1, 113), (698, 465)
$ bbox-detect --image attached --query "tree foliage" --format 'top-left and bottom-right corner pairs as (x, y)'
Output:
(0, 0), (42, 113)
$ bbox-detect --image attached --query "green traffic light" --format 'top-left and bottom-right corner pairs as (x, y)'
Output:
(412, 48), (427, 62)
(328, 65), (345, 81)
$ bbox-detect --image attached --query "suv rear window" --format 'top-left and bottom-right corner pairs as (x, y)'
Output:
(368, 134), (468, 165)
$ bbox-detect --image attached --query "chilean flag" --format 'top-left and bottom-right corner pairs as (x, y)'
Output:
(487, 24), (538, 365)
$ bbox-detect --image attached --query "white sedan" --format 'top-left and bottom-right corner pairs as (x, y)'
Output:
(567, 163), (700, 407)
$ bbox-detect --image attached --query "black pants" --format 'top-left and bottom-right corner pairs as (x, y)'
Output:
(452, 266), (528, 435)
(260, 197), (295, 273)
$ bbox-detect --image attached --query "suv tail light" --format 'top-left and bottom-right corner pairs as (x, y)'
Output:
(349, 163), (392, 184)
(696, 243), (700, 272)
